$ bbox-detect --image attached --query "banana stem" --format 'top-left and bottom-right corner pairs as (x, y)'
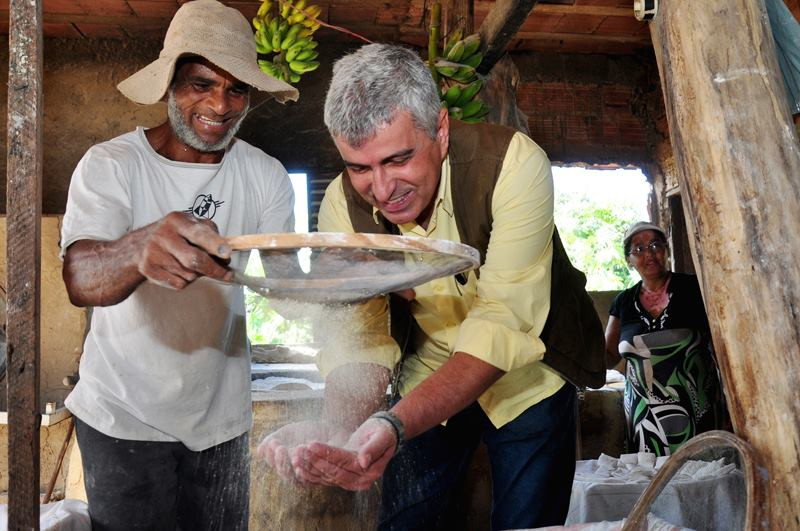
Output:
(428, 3), (441, 85)
(282, 0), (373, 43)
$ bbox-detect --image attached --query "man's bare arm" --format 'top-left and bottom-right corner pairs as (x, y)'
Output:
(63, 211), (233, 307)
(391, 351), (504, 440)
(323, 362), (392, 431)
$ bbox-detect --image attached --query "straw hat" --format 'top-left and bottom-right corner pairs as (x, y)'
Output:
(117, 0), (299, 105)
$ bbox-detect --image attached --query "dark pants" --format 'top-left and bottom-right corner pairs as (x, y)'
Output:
(379, 383), (577, 531)
(74, 417), (250, 531)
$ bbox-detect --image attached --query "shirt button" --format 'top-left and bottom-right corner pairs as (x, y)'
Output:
(434, 284), (444, 293)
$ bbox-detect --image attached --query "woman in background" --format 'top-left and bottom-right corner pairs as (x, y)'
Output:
(605, 222), (727, 456)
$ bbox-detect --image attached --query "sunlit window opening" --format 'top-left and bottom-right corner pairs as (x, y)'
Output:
(553, 166), (652, 291)
(245, 173), (313, 345)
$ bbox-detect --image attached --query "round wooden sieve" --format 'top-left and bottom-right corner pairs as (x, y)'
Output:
(225, 232), (480, 304)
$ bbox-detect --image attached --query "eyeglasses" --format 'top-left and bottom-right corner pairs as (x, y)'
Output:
(629, 241), (667, 256)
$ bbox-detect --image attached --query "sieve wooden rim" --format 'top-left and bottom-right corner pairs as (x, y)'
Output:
(227, 232), (480, 266)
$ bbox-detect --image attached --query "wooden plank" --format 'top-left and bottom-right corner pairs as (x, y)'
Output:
(476, 1), (631, 17)
(6, 0), (43, 527)
(513, 29), (649, 44)
(595, 14), (648, 36)
(127, 1), (180, 18)
(650, 0), (800, 527)
(42, 22), (83, 38)
(74, 0), (133, 17)
(39, 0), (86, 15)
(74, 22), (128, 38)
(0, 11), (166, 26)
(552, 13), (605, 33)
(477, 0), (540, 74)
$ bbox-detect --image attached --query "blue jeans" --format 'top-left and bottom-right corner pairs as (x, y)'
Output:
(379, 383), (577, 531)
(74, 417), (249, 531)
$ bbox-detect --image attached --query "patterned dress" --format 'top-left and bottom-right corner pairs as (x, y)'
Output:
(609, 273), (727, 456)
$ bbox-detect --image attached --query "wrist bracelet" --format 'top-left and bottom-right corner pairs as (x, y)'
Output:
(369, 410), (405, 451)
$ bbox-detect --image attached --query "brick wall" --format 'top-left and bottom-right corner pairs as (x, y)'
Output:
(512, 51), (660, 166)
(517, 81), (648, 163)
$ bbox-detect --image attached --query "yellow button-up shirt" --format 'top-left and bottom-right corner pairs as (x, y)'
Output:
(317, 132), (565, 428)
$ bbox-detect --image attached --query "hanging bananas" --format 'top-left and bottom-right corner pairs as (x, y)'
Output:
(252, 0), (322, 85)
(435, 31), (490, 123)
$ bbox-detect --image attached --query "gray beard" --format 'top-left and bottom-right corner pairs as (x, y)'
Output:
(167, 90), (249, 153)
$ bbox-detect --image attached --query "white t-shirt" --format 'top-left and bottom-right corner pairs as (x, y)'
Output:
(60, 127), (294, 451)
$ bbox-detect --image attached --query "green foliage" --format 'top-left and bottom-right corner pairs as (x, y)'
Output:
(555, 188), (643, 291)
(245, 292), (312, 344)
(243, 250), (313, 345)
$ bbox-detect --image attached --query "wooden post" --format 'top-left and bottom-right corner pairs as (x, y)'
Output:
(441, 0), (472, 40)
(472, 0), (538, 135)
(481, 56), (531, 135)
(477, 0), (539, 75)
(650, 0), (800, 526)
(6, 0), (43, 528)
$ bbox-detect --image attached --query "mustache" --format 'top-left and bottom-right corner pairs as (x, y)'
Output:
(166, 90), (250, 152)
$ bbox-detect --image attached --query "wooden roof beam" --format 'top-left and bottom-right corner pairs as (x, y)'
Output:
(476, 0), (540, 75)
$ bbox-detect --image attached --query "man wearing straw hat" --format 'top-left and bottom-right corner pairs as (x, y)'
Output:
(59, 1), (298, 528)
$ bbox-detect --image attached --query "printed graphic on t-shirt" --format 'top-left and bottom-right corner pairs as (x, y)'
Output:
(186, 194), (224, 220)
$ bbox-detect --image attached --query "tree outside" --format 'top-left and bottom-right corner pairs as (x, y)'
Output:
(245, 172), (314, 345)
(553, 166), (651, 291)
(246, 292), (313, 345)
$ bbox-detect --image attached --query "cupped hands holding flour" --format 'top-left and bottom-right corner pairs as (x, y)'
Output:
(294, 417), (398, 490)
(257, 414), (398, 490)
(257, 359), (397, 489)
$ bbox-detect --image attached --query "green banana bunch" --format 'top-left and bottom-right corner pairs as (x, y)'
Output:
(435, 31), (490, 122)
(454, 79), (481, 108)
(459, 34), (481, 62)
(280, 23), (302, 50)
(442, 84), (462, 108)
(256, 0), (272, 20)
(445, 99), (489, 122)
(442, 28), (463, 58)
(459, 99), (490, 122)
(288, 59), (320, 74)
(252, 0), (324, 85)
(435, 32), (483, 84)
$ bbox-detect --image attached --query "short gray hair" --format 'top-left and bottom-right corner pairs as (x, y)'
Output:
(324, 43), (441, 147)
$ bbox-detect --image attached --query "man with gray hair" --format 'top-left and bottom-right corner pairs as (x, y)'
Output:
(60, 1), (298, 528)
(260, 43), (577, 530)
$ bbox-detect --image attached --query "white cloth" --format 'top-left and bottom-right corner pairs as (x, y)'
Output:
(567, 456), (746, 530)
(61, 127), (294, 450)
(532, 513), (694, 530)
(0, 500), (91, 531)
